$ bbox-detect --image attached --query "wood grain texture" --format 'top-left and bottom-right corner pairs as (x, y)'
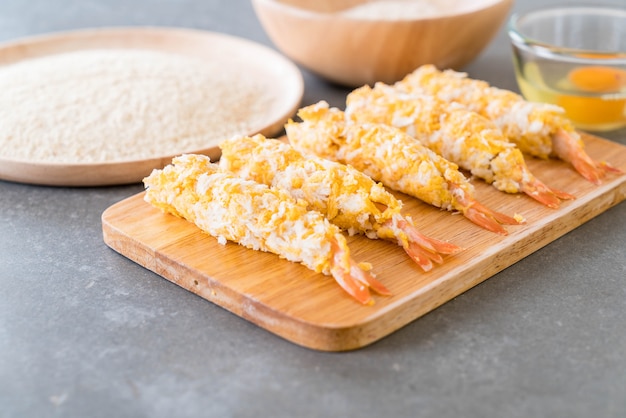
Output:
(102, 133), (626, 351)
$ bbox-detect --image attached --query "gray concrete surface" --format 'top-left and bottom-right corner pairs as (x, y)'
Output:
(1, 0), (625, 417)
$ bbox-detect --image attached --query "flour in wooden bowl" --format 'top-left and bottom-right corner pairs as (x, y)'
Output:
(0, 49), (273, 163)
(340, 0), (502, 19)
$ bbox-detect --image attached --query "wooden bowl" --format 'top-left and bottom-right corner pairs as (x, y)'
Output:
(252, 0), (514, 87)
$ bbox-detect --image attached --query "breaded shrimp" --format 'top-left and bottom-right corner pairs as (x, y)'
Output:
(286, 101), (522, 235)
(143, 154), (390, 304)
(400, 64), (622, 184)
(345, 83), (574, 208)
(219, 134), (462, 271)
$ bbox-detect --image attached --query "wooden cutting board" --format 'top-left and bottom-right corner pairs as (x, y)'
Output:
(102, 133), (626, 351)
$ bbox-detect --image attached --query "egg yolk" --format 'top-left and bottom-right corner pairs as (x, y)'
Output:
(567, 66), (626, 93)
(557, 95), (625, 126)
(556, 66), (626, 127)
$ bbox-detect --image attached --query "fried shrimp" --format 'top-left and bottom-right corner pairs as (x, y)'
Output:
(345, 83), (574, 208)
(219, 134), (462, 271)
(400, 64), (622, 184)
(286, 101), (522, 235)
(143, 154), (390, 304)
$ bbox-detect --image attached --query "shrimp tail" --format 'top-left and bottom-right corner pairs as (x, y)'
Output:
(599, 161), (624, 175)
(551, 188), (578, 200)
(330, 265), (372, 305)
(403, 243), (439, 272)
(553, 128), (623, 184)
(449, 183), (522, 235)
(520, 167), (576, 209)
(399, 219), (463, 255)
(351, 264), (393, 296)
(330, 238), (391, 304)
(463, 203), (510, 235)
(392, 218), (463, 271)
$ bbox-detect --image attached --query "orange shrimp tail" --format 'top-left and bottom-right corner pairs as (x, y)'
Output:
(351, 265), (392, 296)
(568, 154), (607, 185)
(449, 183), (521, 235)
(552, 128), (622, 185)
(599, 161), (624, 175)
(551, 188), (578, 201)
(403, 243), (439, 272)
(330, 266), (372, 305)
(520, 169), (576, 209)
(463, 204), (510, 235)
(330, 239), (390, 304)
(395, 218), (463, 271)
(477, 201), (522, 226)
(424, 237), (463, 255)
(398, 219), (463, 255)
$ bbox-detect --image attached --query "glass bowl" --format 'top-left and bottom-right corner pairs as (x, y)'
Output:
(508, 6), (626, 132)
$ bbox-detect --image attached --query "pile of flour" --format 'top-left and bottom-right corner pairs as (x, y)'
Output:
(340, 0), (500, 20)
(0, 49), (271, 163)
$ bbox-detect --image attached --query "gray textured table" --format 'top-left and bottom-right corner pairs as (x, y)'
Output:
(1, 1), (625, 417)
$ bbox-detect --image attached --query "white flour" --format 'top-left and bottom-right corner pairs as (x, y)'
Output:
(0, 49), (271, 163)
(340, 0), (500, 20)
